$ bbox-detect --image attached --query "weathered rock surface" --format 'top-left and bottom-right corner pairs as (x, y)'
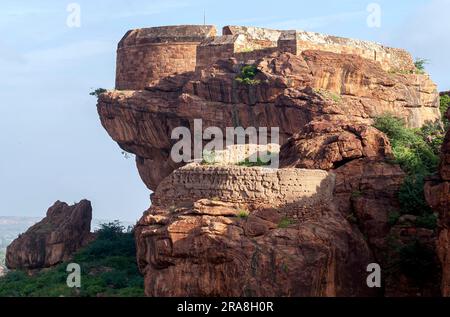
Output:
(280, 120), (393, 170)
(98, 51), (440, 191)
(6, 200), (93, 270)
(136, 194), (375, 297)
(333, 158), (405, 252)
(97, 25), (445, 297)
(425, 108), (450, 296)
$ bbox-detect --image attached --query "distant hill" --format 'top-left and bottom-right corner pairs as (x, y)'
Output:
(0, 217), (135, 275)
(0, 222), (144, 296)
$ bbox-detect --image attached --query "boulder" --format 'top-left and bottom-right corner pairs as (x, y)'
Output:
(6, 200), (93, 270)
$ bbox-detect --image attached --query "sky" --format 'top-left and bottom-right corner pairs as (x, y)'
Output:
(0, 0), (449, 222)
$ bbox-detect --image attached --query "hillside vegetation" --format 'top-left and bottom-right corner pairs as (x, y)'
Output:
(0, 221), (144, 297)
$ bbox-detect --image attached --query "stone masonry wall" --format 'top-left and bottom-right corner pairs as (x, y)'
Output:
(279, 30), (415, 72)
(116, 43), (199, 90)
(115, 25), (216, 90)
(116, 25), (415, 91)
(153, 163), (335, 208)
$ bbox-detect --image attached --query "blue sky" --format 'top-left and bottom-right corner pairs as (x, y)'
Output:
(0, 0), (449, 221)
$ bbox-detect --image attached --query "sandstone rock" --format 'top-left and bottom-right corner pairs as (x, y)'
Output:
(334, 158), (442, 296)
(98, 51), (439, 191)
(97, 26), (444, 297)
(280, 120), (393, 169)
(425, 108), (450, 296)
(333, 158), (405, 255)
(135, 199), (375, 297)
(5, 200), (93, 270)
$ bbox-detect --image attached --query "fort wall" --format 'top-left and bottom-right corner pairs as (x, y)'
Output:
(115, 25), (216, 90)
(153, 163), (335, 208)
(115, 24), (415, 91)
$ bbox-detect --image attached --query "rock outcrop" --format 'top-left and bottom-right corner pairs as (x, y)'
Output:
(6, 200), (93, 270)
(136, 165), (375, 297)
(425, 108), (450, 296)
(97, 25), (444, 296)
(98, 48), (440, 191)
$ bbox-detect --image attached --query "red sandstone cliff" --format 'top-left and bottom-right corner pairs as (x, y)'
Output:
(97, 25), (444, 296)
(425, 107), (450, 296)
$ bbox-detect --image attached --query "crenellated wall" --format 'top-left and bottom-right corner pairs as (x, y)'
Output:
(115, 24), (416, 91)
(278, 30), (415, 72)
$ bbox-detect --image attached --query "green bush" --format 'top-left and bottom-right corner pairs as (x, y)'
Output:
(398, 175), (434, 216)
(0, 222), (144, 297)
(415, 213), (438, 230)
(235, 65), (261, 86)
(374, 114), (441, 218)
(237, 209), (250, 218)
(418, 121), (445, 155)
(441, 94), (450, 128)
(89, 88), (107, 97)
(374, 114), (439, 175)
(414, 58), (429, 74)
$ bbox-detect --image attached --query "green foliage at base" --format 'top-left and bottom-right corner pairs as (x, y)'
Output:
(375, 114), (442, 285)
(441, 94), (450, 129)
(0, 221), (144, 297)
(374, 114), (442, 229)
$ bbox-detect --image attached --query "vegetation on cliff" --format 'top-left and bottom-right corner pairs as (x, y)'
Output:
(235, 65), (261, 85)
(374, 114), (441, 220)
(441, 93), (450, 129)
(374, 114), (443, 289)
(0, 221), (144, 297)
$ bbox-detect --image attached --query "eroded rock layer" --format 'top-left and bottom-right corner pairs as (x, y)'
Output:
(6, 200), (93, 270)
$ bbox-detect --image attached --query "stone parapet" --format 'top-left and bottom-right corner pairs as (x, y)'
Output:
(153, 163), (335, 208)
(115, 24), (416, 91)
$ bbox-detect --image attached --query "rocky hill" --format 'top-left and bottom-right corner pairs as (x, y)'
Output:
(97, 25), (447, 296)
(0, 217), (39, 276)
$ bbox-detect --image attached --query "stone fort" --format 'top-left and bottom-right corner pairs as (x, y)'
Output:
(115, 24), (415, 90)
